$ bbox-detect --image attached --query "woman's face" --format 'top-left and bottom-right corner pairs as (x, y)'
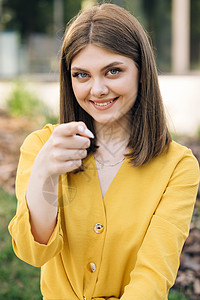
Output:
(71, 44), (139, 125)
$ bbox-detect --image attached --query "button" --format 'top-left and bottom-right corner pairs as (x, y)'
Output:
(94, 223), (104, 234)
(89, 262), (96, 272)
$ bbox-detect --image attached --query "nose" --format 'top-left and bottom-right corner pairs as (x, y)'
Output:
(90, 78), (109, 98)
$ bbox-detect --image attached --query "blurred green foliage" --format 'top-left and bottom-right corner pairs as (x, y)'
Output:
(6, 82), (58, 125)
(142, 0), (172, 73)
(197, 126), (200, 140)
(169, 290), (188, 300)
(98, 0), (172, 72)
(190, 0), (200, 70)
(0, 188), (41, 300)
(6, 82), (44, 118)
(2, 0), (82, 38)
(2, 0), (200, 72)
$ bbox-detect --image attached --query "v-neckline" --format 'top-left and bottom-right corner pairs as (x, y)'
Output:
(91, 153), (128, 200)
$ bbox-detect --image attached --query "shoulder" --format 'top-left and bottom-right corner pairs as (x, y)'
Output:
(136, 140), (199, 185)
(166, 140), (199, 168)
(20, 123), (57, 152)
(167, 140), (195, 157)
(157, 140), (199, 183)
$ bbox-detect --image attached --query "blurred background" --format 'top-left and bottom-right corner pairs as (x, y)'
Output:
(0, 0), (199, 299)
(0, 0), (200, 135)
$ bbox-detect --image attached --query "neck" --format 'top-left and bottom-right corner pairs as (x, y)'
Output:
(94, 114), (131, 160)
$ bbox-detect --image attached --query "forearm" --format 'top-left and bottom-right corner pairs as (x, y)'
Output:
(26, 157), (59, 245)
(20, 122), (93, 245)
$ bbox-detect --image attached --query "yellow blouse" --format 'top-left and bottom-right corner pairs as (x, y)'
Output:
(8, 124), (199, 300)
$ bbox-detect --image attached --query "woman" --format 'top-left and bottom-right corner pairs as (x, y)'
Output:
(9, 3), (199, 300)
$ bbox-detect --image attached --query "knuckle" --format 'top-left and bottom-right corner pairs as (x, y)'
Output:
(66, 122), (73, 131)
(52, 137), (65, 149)
(52, 125), (60, 135)
(52, 139), (58, 149)
(87, 139), (91, 148)
(77, 121), (86, 129)
(51, 135), (60, 148)
(81, 149), (87, 158)
(52, 149), (59, 161)
(64, 159), (82, 173)
(81, 138), (90, 148)
(76, 149), (86, 159)
(73, 159), (82, 167)
(78, 121), (85, 126)
(67, 121), (77, 132)
(52, 164), (61, 175)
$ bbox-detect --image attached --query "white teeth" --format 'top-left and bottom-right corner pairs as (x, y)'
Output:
(93, 99), (114, 106)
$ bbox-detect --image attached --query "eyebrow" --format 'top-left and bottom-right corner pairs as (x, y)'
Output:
(71, 61), (124, 72)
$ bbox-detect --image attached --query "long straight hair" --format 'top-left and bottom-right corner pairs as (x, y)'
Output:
(59, 3), (171, 167)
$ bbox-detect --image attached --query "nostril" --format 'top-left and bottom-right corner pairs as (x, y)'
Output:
(90, 82), (109, 97)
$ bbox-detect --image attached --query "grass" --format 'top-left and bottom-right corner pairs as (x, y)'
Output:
(169, 289), (188, 300)
(6, 81), (58, 125)
(0, 188), (42, 300)
(0, 187), (189, 299)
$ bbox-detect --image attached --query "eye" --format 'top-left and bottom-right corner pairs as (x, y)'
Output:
(72, 72), (88, 79)
(107, 68), (122, 76)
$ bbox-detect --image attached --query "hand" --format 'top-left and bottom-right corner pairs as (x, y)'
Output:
(36, 122), (94, 178)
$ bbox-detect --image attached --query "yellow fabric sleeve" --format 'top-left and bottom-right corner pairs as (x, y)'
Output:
(8, 124), (63, 267)
(120, 149), (199, 299)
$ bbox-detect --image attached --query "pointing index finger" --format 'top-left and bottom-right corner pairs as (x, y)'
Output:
(77, 125), (94, 138)
(56, 122), (94, 138)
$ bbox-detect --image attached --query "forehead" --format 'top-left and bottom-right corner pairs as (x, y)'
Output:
(71, 44), (134, 68)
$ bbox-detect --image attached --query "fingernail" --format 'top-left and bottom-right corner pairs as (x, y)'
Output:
(84, 128), (94, 139)
(78, 125), (94, 138)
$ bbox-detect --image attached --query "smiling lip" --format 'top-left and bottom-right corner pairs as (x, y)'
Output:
(90, 97), (119, 110)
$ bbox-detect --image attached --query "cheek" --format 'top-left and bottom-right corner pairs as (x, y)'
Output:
(122, 80), (139, 108)
(72, 82), (89, 102)
(124, 76), (139, 98)
(111, 75), (138, 95)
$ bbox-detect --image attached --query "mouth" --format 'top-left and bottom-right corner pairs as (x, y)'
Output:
(90, 97), (119, 107)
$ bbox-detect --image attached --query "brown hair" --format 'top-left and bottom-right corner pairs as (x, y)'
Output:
(59, 3), (171, 167)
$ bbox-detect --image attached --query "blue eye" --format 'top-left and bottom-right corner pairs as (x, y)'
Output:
(72, 72), (88, 79)
(79, 72), (87, 78)
(108, 68), (121, 75)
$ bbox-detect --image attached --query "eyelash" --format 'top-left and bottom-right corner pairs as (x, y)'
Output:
(107, 68), (122, 75)
(72, 67), (122, 79)
(72, 72), (88, 79)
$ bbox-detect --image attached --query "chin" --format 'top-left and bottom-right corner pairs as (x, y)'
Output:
(93, 114), (120, 125)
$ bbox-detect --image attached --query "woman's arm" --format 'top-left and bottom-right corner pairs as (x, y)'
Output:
(8, 122), (94, 265)
(26, 122), (93, 244)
